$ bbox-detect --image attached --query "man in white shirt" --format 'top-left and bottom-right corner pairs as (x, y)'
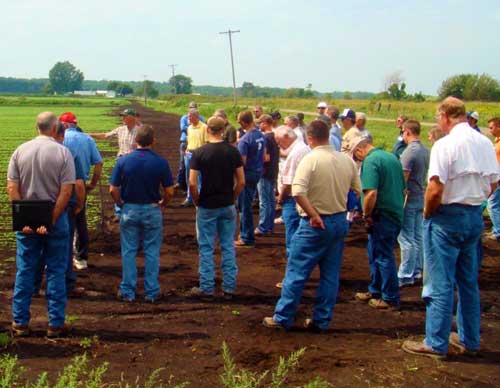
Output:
(402, 97), (499, 359)
(276, 126), (310, 262)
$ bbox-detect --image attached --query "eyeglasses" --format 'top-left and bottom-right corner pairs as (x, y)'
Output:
(317, 107), (325, 109)
(253, 111), (260, 113)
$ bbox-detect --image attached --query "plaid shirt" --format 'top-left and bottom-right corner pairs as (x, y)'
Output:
(105, 125), (138, 156)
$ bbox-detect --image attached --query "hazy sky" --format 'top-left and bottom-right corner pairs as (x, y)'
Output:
(1, 0), (499, 94)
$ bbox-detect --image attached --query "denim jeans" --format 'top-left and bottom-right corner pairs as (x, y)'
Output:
(488, 186), (500, 237)
(196, 205), (237, 293)
(367, 215), (401, 306)
(238, 171), (261, 245)
(397, 198), (424, 285)
(281, 198), (300, 258)
(13, 212), (69, 327)
(185, 151), (201, 203)
(176, 141), (187, 190)
(422, 204), (483, 354)
(274, 213), (349, 329)
(119, 203), (163, 300)
(256, 177), (276, 233)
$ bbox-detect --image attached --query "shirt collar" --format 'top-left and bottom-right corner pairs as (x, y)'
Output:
(313, 144), (334, 151)
(36, 135), (57, 142)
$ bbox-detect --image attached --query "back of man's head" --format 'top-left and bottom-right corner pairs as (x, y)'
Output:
(307, 120), (329, 142)
(207, 116), (225, 134)
(259, 114), (273, 125)
(136, 125), (155, 147)
(214, 109), (227, 119)
(327, 105), (340, 120)
(238, 110), (254, 126)
(438, 97), (466, 119)
(403, 119), (421, 136)
(37, 112), (57, 134)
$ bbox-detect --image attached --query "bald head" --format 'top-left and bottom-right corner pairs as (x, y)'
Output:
(37, 112), (58, 134)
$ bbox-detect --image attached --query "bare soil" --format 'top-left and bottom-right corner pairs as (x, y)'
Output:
(0, 102), (499, 387)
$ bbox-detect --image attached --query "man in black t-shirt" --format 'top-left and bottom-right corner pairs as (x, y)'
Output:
(189, 117), (245, 299)
(256, 114), (280, 235)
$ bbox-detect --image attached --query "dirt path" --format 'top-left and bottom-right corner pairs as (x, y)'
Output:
(0, 102), (499, 387)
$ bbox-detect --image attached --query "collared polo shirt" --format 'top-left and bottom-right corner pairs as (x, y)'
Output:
(292, 145), (361, 217)
(361, 148), (406, 226)
(64, 126), (102, 180)
(105, 125), (138, 156)
(7, 135), (75, 202)
(428, 122), (499, 205)
(109, 148), (173, 204)
(186, 121), (208, 151)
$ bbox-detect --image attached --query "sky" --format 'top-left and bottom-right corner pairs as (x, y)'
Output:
(1, 0), (499, 94)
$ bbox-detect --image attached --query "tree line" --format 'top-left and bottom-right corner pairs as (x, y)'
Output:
(0, 61), (499, 102)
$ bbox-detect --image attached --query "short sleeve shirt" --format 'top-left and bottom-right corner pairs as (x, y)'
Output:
(110, 148), (173, 204)
(361, 148), (406, 226)
(237, 129), (266, 176)
(428, 122), (499, 205)
(400, 140), (430, 203)
(262, 132), (280, 181)
(105, 125), (138, 156)
(64, 127), (102, 180)
(186, 122), (208, 151)
(7, 136), (76, 202)
(190, 142), (243, 208)
(280, 139), (310, 190)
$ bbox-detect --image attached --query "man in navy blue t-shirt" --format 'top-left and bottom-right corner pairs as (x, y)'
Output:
(109, 125), (174, 303)
(236, 110), (266, 247)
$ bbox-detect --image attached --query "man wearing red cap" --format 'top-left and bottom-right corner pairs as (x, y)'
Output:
(59, 112), (103, 274)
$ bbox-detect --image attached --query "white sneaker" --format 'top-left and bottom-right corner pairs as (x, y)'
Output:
(73, 259), (88, 270)
(274, 216), (284, 225)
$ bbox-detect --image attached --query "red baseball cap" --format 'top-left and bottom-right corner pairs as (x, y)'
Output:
(59, 112), (77, 124)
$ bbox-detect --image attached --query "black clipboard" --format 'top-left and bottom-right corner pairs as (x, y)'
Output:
(12, 200), (54, 232)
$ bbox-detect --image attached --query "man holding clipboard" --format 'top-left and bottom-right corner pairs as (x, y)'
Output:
(7, 112), (76, 338)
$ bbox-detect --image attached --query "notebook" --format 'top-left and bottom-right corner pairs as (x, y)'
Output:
(12, 200), (54, 232)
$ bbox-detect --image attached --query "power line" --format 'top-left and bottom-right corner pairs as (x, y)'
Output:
(169, 64), (177, 94)
(219, 29), (240, 106)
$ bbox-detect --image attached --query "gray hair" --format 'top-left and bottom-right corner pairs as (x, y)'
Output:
(356, 112), (367, 121)
(37, 112), (57, 133)
(285, 115), (299, 125)
(275, 125), (297, 140)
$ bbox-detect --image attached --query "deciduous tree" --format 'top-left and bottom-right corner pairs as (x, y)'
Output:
(48, 61), (84, 94)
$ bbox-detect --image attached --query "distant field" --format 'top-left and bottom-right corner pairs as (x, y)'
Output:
(0, 97), (127, 252)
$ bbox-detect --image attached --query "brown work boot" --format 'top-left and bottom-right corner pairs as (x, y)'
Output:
(11, 322), (30, 337)
(368, 298), (400, 311)
(449, 332), (479, 357)
(262, 317), (285, 329)
(354, 291), (372, 302)
(47, 324), (72, 338)
(402, 340), (445, 359)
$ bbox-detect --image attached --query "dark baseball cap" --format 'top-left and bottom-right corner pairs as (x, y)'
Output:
(340, 108), (356, 121)
(119, 108), (138, 117)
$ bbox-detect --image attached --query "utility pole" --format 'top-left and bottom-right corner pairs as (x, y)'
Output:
(169, 64), (177, 94)
(143, 74), (147, 106)
(219, 29), (240, 106)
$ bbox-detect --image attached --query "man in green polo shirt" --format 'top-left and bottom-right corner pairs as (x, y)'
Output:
(351, 136), (405, 310)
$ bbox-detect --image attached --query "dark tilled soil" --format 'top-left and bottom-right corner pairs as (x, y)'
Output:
(0, 102), (499, 387)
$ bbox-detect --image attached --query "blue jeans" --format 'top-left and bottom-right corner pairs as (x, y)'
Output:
(367, 215), (401, 306)
(238, 171), (260, 245)
(13, 212), (69, 327)
(176, 141), (187, 190)
(185, 151), (201, 203)
(256, 177), (276, 233)
(488, 186), (500, 237)
(119, 203), (163, 300)
(422, 204), (483, 354)
(196, 205), (237, 293)
(274, 214), (349, 329)
(397, 198), (424, 285)
(282, 198), (300, 258)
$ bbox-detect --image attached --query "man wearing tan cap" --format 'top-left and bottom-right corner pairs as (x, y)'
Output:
(188, 117), (245, 299)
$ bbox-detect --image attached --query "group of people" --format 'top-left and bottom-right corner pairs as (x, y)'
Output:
(7, 97), (500, 361)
